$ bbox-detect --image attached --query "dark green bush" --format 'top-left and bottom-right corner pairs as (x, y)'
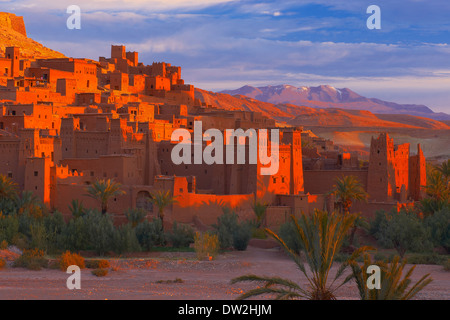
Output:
(278, 220), (303, 254)
(112, 223), (141, 254)
(213, 208), (253, 251)
(135, 218), (165, 251)
(213, 208), (238, 249)
(84, 210), (115, 256)
(0, 197), (17, 216)
(369, 209), (432, 257)
(60, 210), (116, 255)
(43, 211), (65, 252)
(58, 215), (89, 252)
(167, 221), (195, 248)
(232, 222), (252, 251)
(29, 222), (48, 252)
(406, 252), (446, 265)
(424, 208), (450, 253)
(17, 213), (37, 239)
(0, 214), (19, 244)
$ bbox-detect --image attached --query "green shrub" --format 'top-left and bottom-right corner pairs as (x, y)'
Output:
(424, 208), (450, 253)
(58, 215), (89, 252)
(213, 208), (252, 250)
(13, 248), (48, 270)
(194, 232), (219, 261)
(111, 223), (141, 254)
(0, 198), (17, 216)
(17, 213), (38, 239)
(0, 213), (19, 244)
(59, 250), (85, 271)
(84, 210), (115, 256)
(58, 210), (117, 255)
(91, 268), (108, 277)
(278, 220), (303, 254)
(167, 221), (195, 248)
(135, 218), (165, 251)
(370, 209), (432, 257)
(233, 222), (252, 251)
(30, 222), (48, 252)
(43, 211), (65, 252)
(406, 253), (446, 265)
(213, 209), (236, 249)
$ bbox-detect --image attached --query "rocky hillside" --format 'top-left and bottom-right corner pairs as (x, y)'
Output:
(195, 88), (293, 121)
(0, 12), (65, 59)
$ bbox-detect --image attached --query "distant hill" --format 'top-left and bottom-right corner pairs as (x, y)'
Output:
(194, 88), (293, 121)
(0, 12), (65, 59)
(221, 84), (450, 121)
(195, 88), (450, 130)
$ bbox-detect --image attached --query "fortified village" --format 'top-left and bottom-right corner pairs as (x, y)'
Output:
(0, 14), (426, 229)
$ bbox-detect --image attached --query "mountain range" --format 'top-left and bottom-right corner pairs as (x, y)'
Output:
(195, 88), (450, 130)
(220, 84), (450, 121)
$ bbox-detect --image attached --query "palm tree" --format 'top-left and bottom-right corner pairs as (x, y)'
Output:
(0, 174), (18, 201)
(231, 210), (373, 300)
(329, 175), (368, 214)
(85, 179), (125, 214)
(251, 200), (268, 228)
(148, 190), (177, 231)
(17, 191), (43, 218)
(350, 254), (432, 300)
(328, 175), (369, 246)
(68, 199), (86, 218)
(436, 159), (450, 184)
(125, 208), (147, 227)
(425, 170), (449, 204)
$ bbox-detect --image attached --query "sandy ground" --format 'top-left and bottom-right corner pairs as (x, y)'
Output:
(0, 246), (449, 300)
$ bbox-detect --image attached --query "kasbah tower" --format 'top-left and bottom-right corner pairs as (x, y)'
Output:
(0, 13), (427, 229)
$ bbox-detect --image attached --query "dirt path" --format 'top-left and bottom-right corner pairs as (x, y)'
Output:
(0, 246), (449, 300)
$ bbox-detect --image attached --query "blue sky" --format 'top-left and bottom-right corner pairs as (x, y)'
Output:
(2, 0), (450, 113)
